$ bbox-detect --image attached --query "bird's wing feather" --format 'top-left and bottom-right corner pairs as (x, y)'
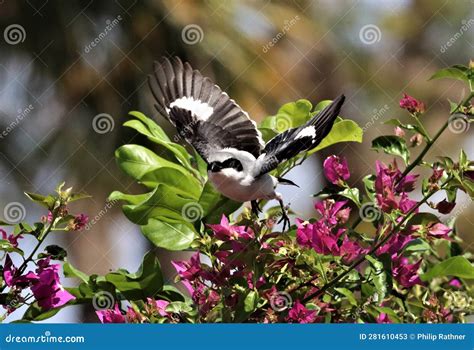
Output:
(256, 94), (345, 176)
(148, 57), (264, 163)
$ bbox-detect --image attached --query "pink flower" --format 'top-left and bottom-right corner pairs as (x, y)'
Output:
(287, 300), (317, 323)
(323, 155), (350, 185)
(171, 251), (202, 295)
(394, 126), (405, 137)
(96, 304), (126, 323)
(448, 278), (462, 288)
(70, 214), (89, 231)
(147, 298), (170, 317)
(399, 93), (425, 114)
(315, 200), (351, 226)
(392, 257), (423, 288)
(339, 237), (365, 263)
(409, 133), (423, 147)
(30, 258), (75, 310)
(426, 222), (451, 239)
(376, 312), (392, 323)
(377, 233), (414, 259)
(1, 229), (22, 248)
(208, 215), (253, 241)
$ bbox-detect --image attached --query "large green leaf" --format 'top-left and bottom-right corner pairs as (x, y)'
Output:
(125, 112), (197, 175)
(309, 119), (363, 154)
(141, 217), (195, 250)
(421, 256), (474, 281)
(115, 144), (191, 182)
(140, 167), (202, 199)
(119, 185), (195, 225)
(105, 251), (164, 299)
(22, 303), (62, 321)
(371, 135), (409, 164)
(260, 99), (313, 134)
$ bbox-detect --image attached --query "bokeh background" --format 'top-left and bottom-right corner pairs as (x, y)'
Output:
(0, 0), (472, 322)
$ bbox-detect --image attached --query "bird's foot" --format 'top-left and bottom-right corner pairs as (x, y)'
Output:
(251, 200), (262, 217)
(277, 199), (291, 232)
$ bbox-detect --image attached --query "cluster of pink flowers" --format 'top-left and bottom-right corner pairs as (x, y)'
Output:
(96, 298), (171, 323)
(399, 93), (426, 114)
(296, 199), (365, 263)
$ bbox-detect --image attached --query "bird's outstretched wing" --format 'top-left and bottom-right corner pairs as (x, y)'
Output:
(255, 95), (345, 176)
(148, 57), (264, 162)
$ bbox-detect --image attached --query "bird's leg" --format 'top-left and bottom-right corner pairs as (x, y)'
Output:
(251, 200), (262, 217)
(277, 198), (291, 232)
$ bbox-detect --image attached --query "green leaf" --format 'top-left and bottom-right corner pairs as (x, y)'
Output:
(140, 167), (202, 199)
(335, 287), (357, 306)
(63, 261), (89, 283)
(338, 188), (361, 207)
(24, 192), (56, 209)
(309, 119), (363, 154)
(22, 302), (62, 321)
(119, 185), (196, 225)
(365, 255), (390, 301)
(0, 239), (23, 255)
(405, 212), (440, 227)
(371, 135), (409, 164)
(115, 144), (191, 183)
(260, 99), (313, 133)
(402, 238), (431, 253)
(244, 290), (258, 313)
(105, 251), (164, 299)
(141, 217), (195, 250)
(421, 256), (474, 281)
(429, 67), (469, 83)
(39, 245), (67, 260)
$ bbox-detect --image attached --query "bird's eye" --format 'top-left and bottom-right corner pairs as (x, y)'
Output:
(225, 158), (243, 171)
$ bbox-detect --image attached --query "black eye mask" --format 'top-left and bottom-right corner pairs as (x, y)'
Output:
(208, 158), (243, 172)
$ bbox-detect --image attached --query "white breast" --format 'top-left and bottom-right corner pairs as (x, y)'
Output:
(208, 171), (277, 202)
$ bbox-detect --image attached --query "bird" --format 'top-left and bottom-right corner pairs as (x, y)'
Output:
(148, 56), (345, 231)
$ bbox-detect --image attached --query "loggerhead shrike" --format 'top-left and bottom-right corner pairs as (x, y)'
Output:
(148, 57), (345, 230)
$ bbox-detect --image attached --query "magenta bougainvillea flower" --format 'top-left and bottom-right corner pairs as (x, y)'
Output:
(96, 304), (126, 323)
(70, 214), (89, 231)
(286, 300), (317, 323)
(1, 229), (22, 248)
(29, 258), (75, 310)
(208, 215), (254, 241)
(399, 93), (425, 114)
(323, 155), (350, 185)
(297, 200), (364, 263)
(374, 161), (418, 213)
(376, 312), (392, 323)
(449, 279), (462, 288)
(392, 257), (423, 288)
(426, 222), (452, 239)
(171, 251), (202, 295)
